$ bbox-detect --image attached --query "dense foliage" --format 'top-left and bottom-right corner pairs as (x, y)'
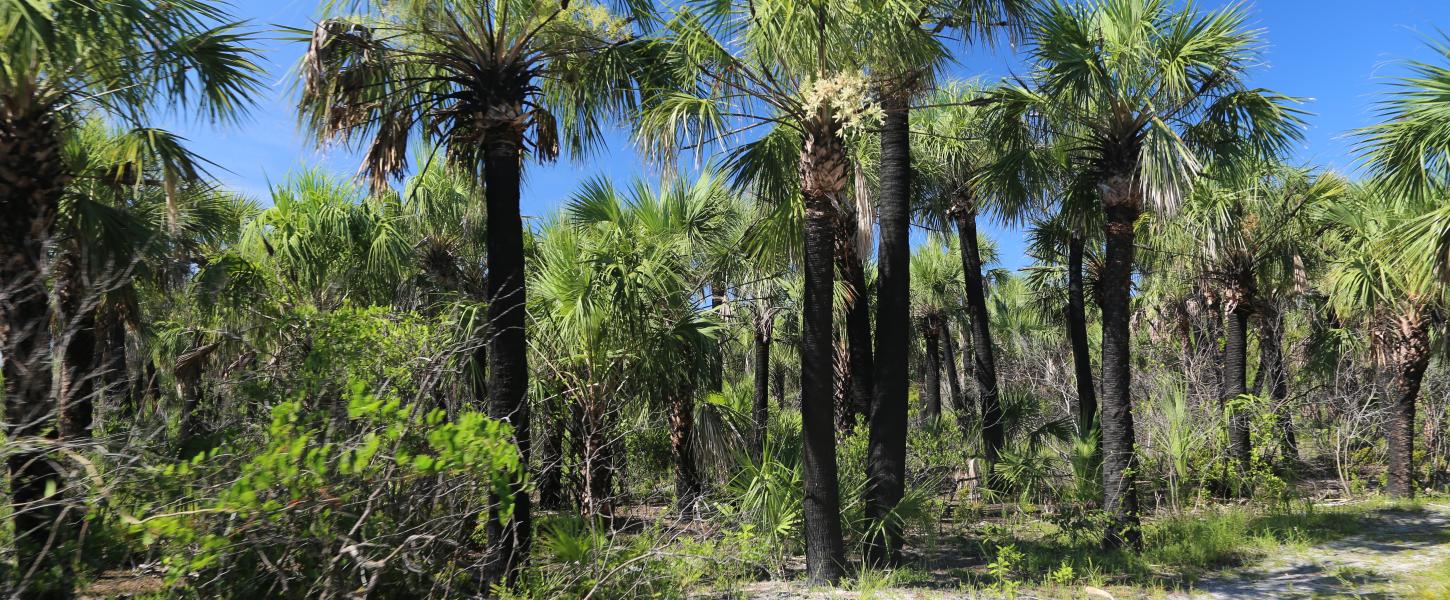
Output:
(4, 0), (1450, 598)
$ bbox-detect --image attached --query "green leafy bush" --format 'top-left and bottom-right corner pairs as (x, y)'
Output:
(134, 385), (520, 598)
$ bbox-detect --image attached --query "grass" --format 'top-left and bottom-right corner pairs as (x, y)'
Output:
(950, 499), (1388, 592)
(1403, 556), (1450, 599)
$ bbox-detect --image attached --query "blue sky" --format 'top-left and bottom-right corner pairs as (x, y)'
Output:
(168, 0), (1450, 271)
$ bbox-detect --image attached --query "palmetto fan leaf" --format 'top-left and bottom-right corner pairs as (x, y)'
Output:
(1357, 35), (1450, 202)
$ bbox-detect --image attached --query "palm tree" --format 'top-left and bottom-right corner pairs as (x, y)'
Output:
(1161, 163), (1343, 478)
(637, 1), (947, 580)
(910, 238), (965, 423)
(1323, 187), (1442, 498)
(541, 175), (729, 516)
(864, 0), (1026, 566)
(914, 81), (1044, 470)
(998, 0), (1304, 546)
(1, 2), (260, 593)
(293, 0), (650, 576)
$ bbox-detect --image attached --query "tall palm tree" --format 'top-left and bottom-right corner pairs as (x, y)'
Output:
(638, 1), (955, 580)
(997, 0), (1304, 546)
(864, 0), (1026, 566)
(1, 2), (260, 593)
(293, 0), (650, 577)
(914, 81), (1044, 470)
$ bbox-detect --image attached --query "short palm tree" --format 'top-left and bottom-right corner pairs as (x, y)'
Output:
(1322, 187), (1443, 498)
(1, 2), (260, 592)
(1161, 162), (1343, 478)
(909, 237), (965, 424)
(293, 0), (650, 576)
(997, 0), (1305, 546)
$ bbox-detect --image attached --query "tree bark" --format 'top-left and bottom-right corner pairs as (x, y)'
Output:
(55, 250), (96, 441)
(800, 187), (846, 583)
(1067, 235), (1098, 441)
(839, 229), (874, 430)
(1098, 183), (1142, 549)
(954, 206), (1003, 464)
(670, 388), (701, 516)
(866, 92), (911, 566)
(753, 325), (772, 460)
(1, 104), (70, 597)
(1223, 298), (1253, 477)
(922, 319), (943, 423)
(539, 411), (565, 513)
(1257, 304), (1297, 463)
(483, 121), (531, 581)
(940, 323), (964, 418)
(1386, 314), (1430, 498)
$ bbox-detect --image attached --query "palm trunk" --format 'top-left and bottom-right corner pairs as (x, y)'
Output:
(670, 386), (701, 516)
(1257, 304), (1296, 463)
(839, 231), (875, 429)
(799, 161), (847, 584)
(537, 412), (566, 510)
(1, 104), (69, 596)
(866, 92), (911, 566)
(55, 249), (97, 441)
(941, 323), (964, 417)
(483, 121), (531, 581)
(579, 396), (614, 518)
(772, 362), (785, 409)
(954, 206), (1004, 464)
(98, 303), (131, 427)
(1386, 314), (1431, 498)
(1223, 297), (1253, 477)
(1067, 236), (1098, 441)
(798, 108), (849, 581)
(1098, 184), (1142, 549)
(753, 325), (772, 459)
(922, 319), (943, 423)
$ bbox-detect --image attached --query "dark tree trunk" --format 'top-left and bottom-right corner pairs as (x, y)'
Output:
(800, 186), (847, 583)
(954, 206), (1004, 464)
(575, 392), (614, 518)
(98, 304), (131, 426)
(670, 388), (701, 516)
(55, 250), (96, 441)
(1, 105), (70, 597)
(537, 401), (566, 510)
(838, 230), (875, 430)
(866, 92), (911, 566)
(1223, 299), (1253, 477)
(922, 319), (943, 423)
(772, 362), (785, 409)
(483, 125), (531, 581)
(1257, 304), (1297, 463)
(753, 325), (772, 459)
(1386, 315), (1431, 498)
(1098, 187), (1142, 549)
(1067, 235), (1098, 441)
(940, 323), (964, 418)
(468, 338), (487, 412)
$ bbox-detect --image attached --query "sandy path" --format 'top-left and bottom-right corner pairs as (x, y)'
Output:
(1177, 504), (1450, 599)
